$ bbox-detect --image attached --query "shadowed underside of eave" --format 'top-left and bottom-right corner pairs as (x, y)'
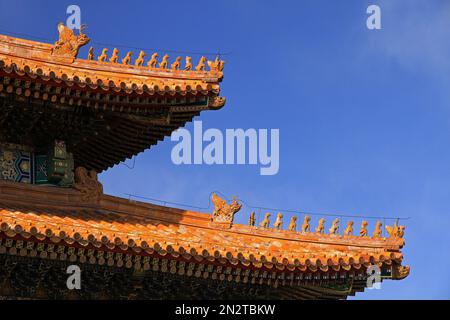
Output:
(0, 31), (226, 172)
(0, 75), (220, 172)
(0, 253), (368, 300)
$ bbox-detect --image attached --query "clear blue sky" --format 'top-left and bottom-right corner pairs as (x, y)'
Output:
(1, 0), (449, 299)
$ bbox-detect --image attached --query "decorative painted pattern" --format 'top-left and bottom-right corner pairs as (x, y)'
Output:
(0, 144), (74, 186)
(34, 154), (48, 184)
(0, 145), (33, 183)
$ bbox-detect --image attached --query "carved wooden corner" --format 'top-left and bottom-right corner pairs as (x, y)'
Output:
(72, 166), (103, 204)
(392, 265), (410, 280)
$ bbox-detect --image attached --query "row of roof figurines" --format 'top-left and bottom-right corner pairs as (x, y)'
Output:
(50, 23), (225, 72)
(248, 212), (405, 238)
(86, 47), (225, 72)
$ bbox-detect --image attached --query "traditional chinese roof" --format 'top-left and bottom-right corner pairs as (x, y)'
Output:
(0, 24), (410, 300)
(0, 181), (409, 299)
(0, 26), (225, 171)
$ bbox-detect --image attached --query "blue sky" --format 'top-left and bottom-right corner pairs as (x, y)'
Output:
(1, 0), (449, 299)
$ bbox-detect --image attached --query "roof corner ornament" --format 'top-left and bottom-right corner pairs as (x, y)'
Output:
(148, 53), (159, 68)
(273, 213), (283, 230)
(373, 221), (383, 237)
(135, 51), (146, 66)
(344, 221), (354, 235)
(385, 220), (405, 238)
(110, 48), (119, 63)
(98, 48), (108, 62)
(315, 218), (325, 234)
(301, 216), (311, 233)
(121, 51), (133, 65)
(360, 220), (369, 237)
(207, 56), (225, 73)
(195, 56), (207, 71)
(260, 213), (271, 228)
(171, 56), (182, 70)
(328, 218), (340, 235)
(159, 54), (169, 69)
(73, 167), (103, 203)
(209, 96), (226, 109)
(392, 265), (410, 280)
(248, 211), (256, 226)
(185, 56), (192, 71)
(87, 47), (94, 60)
(51, 22), (90, 60)
(288, 216), (297, 231)
(211, 193), (242, 228)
